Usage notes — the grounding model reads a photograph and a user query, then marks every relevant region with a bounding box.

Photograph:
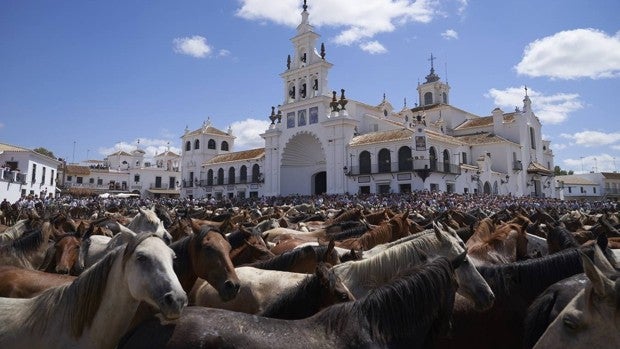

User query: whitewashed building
[181,3,555,199]
[60,149,181,198]
[555,172,620,201]
[0,142,61,202]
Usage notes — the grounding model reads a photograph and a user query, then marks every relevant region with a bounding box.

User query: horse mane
[547,225,580,251]
[317,257,457,345]
[247,245,315,271]
[326,224,369,241]
[6,223,49,255]
[259,264,337,319]
[477,248,584,299]
[523,284,561,349]
[333,231,441,289]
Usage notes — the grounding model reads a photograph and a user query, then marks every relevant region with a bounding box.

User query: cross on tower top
[428,53,436,69]
[303,0,307,11]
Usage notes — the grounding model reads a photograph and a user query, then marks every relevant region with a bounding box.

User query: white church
[180,2,555,200]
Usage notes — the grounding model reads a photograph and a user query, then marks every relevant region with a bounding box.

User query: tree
[554,165,574,176]
[33,147,55,159]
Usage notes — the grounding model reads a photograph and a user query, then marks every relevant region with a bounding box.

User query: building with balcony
[181,3,555,199]
[59,149,181,198]
[0,142,61,202]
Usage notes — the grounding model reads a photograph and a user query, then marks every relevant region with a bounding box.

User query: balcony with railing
[346,160,461,176]
[0,169,27,184]
[195,175,264,188]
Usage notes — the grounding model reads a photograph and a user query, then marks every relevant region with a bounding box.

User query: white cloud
[98,138,181,160]
[551,143,568,151]
[515,28,620,79]
[173,35,212,58]
[218,49,231,57]
[560,131,620,147]
[359,41,387,54]
[485,86,583,124]
[441,29,458,40]
[235,0,442,50]
[563,154,619,173]
[229,118,270,150]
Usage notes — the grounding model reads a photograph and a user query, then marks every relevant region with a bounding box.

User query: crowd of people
[3,190,618,219]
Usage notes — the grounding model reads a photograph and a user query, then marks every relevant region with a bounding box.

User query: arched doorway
[483,181,492,194]
[280,132,326,195]
[313,171,326,195]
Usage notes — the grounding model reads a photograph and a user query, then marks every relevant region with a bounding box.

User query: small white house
[0,142,61,203]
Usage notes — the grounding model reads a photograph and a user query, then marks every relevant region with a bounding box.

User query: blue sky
[1,0,619,173]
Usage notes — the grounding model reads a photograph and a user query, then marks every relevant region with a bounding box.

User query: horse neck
[260,273,323,319]
[171,237,197,292]
[314,260,456,346]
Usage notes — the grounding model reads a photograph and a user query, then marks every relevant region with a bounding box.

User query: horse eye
[136,254,147,262]
[339,292,349,301]
[562,314,581,331]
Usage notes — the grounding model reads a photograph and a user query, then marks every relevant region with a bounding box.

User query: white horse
[0,219,32,244]
[533,250,620,349]
[333,221,495,311]
[190,266,308,314]
[0,234,187,349]
[79,207,172,269]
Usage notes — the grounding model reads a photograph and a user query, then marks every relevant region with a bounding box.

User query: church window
[443,149,450,173]
[217,168,224,185]
[429,147,437,171]
[252,164,260,183]
[424,92,433,105]
[228,167,235,184]
[221,141,229,151]
[185,141,191,151]
[378,149,391,173]
[194,139,200,150]
[530,127,536,149]
[208,139,216,149]
[207,170,213,186]
[442,92,448,104]
[359,151,371,174]
[398,146,412,171]
[240,166,247,183]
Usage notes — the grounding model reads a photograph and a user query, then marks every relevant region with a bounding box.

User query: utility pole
[72,141,76,164]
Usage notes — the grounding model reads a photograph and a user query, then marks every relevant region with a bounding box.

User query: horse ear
[580,249,614,298]
[316,263,330,285]
[138,207,146,215]
[323,239,335,262]
[592,244,616,274]
[450,250,467,270]
[433,221,445,242]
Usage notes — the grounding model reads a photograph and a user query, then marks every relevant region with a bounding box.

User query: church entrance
[313,171,326,195]
[279,132,326,195]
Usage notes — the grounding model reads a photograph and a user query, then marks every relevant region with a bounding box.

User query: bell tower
[281,0,333,105]
[417,53,450,106]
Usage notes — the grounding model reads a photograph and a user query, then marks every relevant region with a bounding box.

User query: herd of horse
[0,201,618,348]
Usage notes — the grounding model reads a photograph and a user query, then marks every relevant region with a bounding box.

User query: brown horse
[247,240,340,274]
[336,210,410,251]
[0,222,54,270]
[39,233,82,275]
[466,217,529,266]
[228,227,275,266]
[118,256,461,349]
[0,266,75,297]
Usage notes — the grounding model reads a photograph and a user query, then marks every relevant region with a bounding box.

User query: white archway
[280,132,326,195]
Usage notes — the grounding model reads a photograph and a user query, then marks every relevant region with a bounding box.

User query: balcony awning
[527,162,553,175]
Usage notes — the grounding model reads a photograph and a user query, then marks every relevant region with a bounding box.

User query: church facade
[180,4,555,200]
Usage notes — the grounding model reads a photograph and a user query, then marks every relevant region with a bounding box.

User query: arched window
[207,169,214,186]
[529,127,536,149]
[194,139,200,150]
[217,168,224,185]
[442,92,448,104]
[429,147,437,171]
[443,149,450,173]
[359,151,371,174]
[483,181,492,195]
[252,164,260,183]
[185,141,191,151]
[221,141,229,151]
[493,181,499,195]
[398,146,412,171]
[228,167,235,184]
[208,139,216,149]
[378,149,391,173]
[240,165,248,183]
[424,92,433,105]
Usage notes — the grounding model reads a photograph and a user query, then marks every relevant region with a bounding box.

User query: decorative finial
[269,106,276,124]
[330,91,339,112]
[320,43,325,59]
[339,89,348,110]
[404,98,407,108]
[383,93,386,102]
[287,54,291,69]
[524,85,528,96]
[276,106,282,123]
[303,0,308,11]
[425,53,440,83]
[429,53,435,70]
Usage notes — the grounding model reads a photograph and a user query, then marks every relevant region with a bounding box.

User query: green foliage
[33,147,55,159]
